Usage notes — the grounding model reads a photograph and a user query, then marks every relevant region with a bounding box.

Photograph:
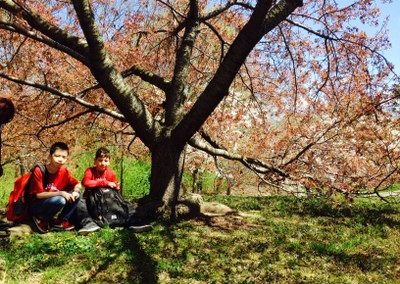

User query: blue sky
[338,1,399,75]
[379,1,400,74]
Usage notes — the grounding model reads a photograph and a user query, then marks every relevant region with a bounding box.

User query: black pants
[70,197,95,228]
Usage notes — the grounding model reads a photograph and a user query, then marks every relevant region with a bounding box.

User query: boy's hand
[71,191,80,199]
[60,191,74,202]
[107,181,118,189]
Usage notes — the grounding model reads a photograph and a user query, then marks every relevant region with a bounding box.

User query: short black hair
[50,142,69,155]
[95,147,110,159]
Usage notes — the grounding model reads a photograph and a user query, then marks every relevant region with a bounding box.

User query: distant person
[27,142,101,234]
[82,147,152,232]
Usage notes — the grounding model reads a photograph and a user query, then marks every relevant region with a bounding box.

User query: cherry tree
[0,0,398,216]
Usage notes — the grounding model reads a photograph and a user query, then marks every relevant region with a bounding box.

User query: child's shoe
[32,216,49,233]
[52,219,75,231]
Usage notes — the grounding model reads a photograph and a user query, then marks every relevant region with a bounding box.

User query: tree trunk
[137,142,185,219]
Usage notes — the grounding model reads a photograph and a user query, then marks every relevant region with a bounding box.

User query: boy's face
[49,149,68,168]
[94,156,110,172]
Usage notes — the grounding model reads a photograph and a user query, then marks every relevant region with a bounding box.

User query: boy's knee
[51,196,67,206]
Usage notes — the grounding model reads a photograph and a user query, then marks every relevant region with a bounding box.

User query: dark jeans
[29,194,93,227]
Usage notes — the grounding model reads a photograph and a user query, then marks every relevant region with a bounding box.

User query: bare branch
[202,21,228,62]
[283,120,340,167]
[278,25,298,112]
[286,18,399,78]
[189,134,288,178]
[372,168,398,203]
[36,109,92,137]
[201,0,254,21]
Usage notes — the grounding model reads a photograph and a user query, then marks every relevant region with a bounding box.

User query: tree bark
[137,141,185,219]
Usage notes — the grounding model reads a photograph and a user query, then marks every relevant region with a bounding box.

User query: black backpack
[86,188,135,227]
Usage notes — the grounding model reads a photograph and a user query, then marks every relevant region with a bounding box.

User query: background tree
[0,0,398,217]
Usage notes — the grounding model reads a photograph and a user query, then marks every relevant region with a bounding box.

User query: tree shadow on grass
[119,230,158,284]
[277,197,400,227]
[303,206,400,227]
[311,242,398,277]
[79,229,158,284]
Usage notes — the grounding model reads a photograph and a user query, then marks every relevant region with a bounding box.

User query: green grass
[0,165,16,208]
[1,196,400,283]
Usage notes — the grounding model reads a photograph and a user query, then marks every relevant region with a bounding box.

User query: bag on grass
[86,187,134,227]
[6,164,47,223]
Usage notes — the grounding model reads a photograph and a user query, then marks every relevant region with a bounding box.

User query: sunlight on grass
[1,196,400,283]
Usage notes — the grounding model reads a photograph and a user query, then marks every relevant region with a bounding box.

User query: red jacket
[82,167,119,198]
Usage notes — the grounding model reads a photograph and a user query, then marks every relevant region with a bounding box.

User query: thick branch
[0,21,87,64]
[77,65,171,98]
[0,73,125,120]
[0,0,89,58]
[199,129,226,150]
[122,65,171,92]
[71,0,159,148]
[166,0,200,127]
[173,0,303,148]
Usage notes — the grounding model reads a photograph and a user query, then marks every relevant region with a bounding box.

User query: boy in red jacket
[82,147,120,197]
[82,147,152,232]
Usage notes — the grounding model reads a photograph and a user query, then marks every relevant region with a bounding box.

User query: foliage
[1,196,400,283]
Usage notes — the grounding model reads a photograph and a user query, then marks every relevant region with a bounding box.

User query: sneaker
[78,221,101,235]
[128,224,153,232]
[52,219,75,231]
[32,216,49,233]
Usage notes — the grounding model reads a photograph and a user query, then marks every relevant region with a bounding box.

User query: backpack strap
[26,164,49,195]
[35,164,49,189]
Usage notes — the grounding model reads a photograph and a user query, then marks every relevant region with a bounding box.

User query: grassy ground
[1,196,400,283]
